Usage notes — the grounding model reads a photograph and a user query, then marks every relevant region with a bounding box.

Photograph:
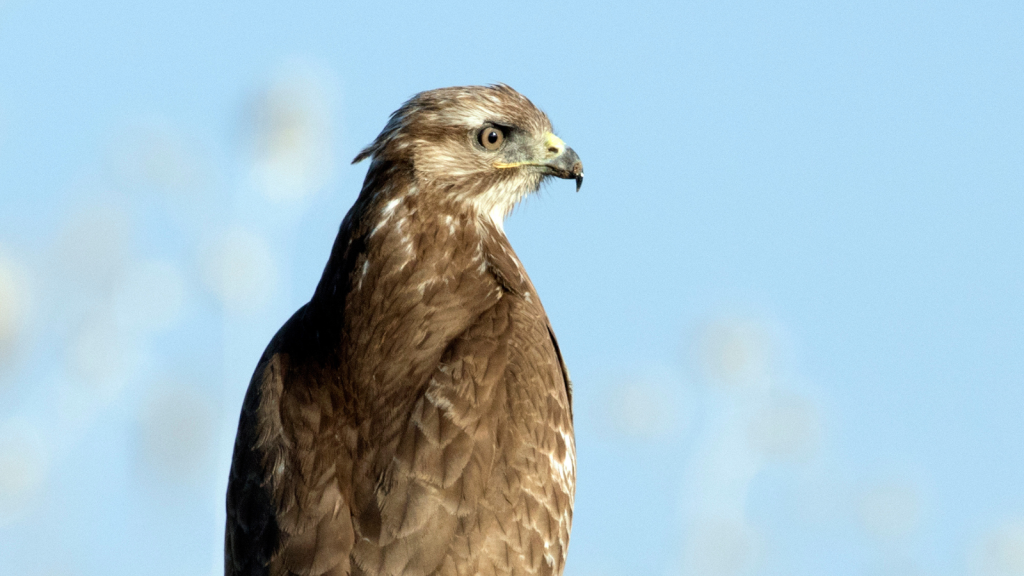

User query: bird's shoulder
[227,304,360,576]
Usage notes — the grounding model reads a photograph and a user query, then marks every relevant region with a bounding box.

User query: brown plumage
[225,85,584,576]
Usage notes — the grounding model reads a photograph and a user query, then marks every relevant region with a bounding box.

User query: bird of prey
[225,84,584,576]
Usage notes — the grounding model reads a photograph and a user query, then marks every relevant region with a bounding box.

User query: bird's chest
[419,294,574,477]
[495,305,576,496]
[423,299,575,575]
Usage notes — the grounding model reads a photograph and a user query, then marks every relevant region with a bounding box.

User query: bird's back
[225,208,574,576]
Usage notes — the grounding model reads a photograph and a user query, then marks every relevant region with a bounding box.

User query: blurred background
[0,1,1022,575]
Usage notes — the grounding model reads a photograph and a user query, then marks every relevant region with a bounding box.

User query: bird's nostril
[548,147,561,155]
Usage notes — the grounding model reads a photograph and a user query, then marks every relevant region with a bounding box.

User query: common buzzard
[225,84,583,576]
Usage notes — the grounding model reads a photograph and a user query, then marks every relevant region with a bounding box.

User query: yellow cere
[543,132,565,155]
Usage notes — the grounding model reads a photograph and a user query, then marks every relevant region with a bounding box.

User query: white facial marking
[467,178,528,233]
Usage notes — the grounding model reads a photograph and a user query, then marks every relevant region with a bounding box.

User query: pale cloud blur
[698,318,775,391]
[604,367,691,441]
[682,517,763,576]
[678,316,835,574]
[137,385,218,485]
[609,382,676,439]
[681,318,778,573]
[791,468,852,531]
[747,393,822,461]
[51,204,132,294]
[111,258,188,336]
[199,228,280,316]
[110,121,210,199]
[68,316,128,388]
[247,64,336,204]
[971,520,1024,576]
[0,418,48,526]
[0,249,32,370]
[858,480,923,543]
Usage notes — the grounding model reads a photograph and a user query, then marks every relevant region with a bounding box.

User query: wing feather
[226,190,575,576]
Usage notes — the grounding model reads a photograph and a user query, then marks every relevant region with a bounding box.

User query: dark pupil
[487,130,498,144]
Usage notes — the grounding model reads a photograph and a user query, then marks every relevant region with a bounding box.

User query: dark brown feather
[225,85,576,576]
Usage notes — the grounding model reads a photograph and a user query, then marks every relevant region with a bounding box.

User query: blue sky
[0,1,1022,575]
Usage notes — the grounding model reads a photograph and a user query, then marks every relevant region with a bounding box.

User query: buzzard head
[352,84,583,227]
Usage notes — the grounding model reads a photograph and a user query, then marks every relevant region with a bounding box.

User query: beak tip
[570,157,583,192]
[542,144,584,191]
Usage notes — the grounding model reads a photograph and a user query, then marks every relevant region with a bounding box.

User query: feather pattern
[225,85,578,576]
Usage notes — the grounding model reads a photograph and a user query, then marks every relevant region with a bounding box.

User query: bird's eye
[479,126,504,151]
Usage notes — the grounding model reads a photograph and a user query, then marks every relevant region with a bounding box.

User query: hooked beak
[541,133,584,192]
[545,145,584,192]
[494,132,585,192]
